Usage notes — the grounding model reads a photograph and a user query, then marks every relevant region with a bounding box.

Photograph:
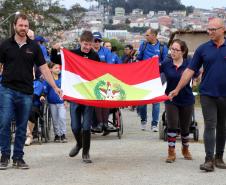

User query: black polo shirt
[0,35,46,94]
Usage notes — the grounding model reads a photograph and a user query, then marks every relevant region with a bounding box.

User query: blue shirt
[161,58,195,106]
[33,79,44,107]
[112,52,122,64]
[97,46,113,64]
[188,39,226,97]
[137,40,168,63]
[40,44,50,63]
[43,75,63,104]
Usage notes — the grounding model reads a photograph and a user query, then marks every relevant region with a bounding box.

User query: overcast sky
[59,0,226,9]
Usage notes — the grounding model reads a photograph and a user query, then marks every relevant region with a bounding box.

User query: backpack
[141,41,165,62]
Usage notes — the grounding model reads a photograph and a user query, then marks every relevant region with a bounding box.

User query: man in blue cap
[35,35,50,63]
[92,32,114,133]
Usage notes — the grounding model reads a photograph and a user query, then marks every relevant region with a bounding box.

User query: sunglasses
[94,39,101,43]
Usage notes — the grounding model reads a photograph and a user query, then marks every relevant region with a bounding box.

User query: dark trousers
[70,102,94,134]
[165,103,193,135]
[200,96,226,158]
[95,107,109,124]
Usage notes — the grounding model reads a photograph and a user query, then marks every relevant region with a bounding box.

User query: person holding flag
[52,31,100,163]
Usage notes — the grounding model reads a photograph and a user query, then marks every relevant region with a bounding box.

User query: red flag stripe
[63,95,169,108]
[62,48,160,85]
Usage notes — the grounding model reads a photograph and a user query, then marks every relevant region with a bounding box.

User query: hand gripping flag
[61,48,169,108]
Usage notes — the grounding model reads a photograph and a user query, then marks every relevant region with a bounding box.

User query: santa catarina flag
[61,48,169,108]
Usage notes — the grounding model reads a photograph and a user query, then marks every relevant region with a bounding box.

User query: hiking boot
[200,157,214,172]
[12,159,29,169]
[166,147,176,163]
[61,134,68,143]
[215,154,226,169]
[0,155,10,170]
[54,135,61,143]
[182,146,192,160]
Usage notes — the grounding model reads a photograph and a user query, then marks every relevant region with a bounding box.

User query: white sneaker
[140,121,147,131]
[151,126,159,132]
[25,137,33,146]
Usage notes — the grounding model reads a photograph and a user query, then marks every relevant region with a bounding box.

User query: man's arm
[169,68,195,99]
[39,64,62,98]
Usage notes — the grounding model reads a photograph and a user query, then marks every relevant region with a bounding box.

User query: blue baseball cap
[92,32,102,41]
[35,35,48,42]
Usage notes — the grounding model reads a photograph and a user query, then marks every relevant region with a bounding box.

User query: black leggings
[165,104,193,135]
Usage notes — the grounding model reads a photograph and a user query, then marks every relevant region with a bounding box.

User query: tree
[0,0,86,40]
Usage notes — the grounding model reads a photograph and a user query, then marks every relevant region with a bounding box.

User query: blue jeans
[0,86,32,159]
[139,103,160,126]
[70,102,94,134]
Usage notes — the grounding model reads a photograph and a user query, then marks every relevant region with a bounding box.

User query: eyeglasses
[170,47,181,52]
[207,27,223,32]
[94,39,101,43]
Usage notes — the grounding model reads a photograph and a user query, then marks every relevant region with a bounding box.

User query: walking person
[136,28,168,132]
[161,39,198,163]
[52,31,100,163]
[0,14,62,170]
[169,18,226,172]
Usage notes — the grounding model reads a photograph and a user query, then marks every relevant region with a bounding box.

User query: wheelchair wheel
[116,109,123,139]
[193,128,199,141]
[159,111,167,140]
[159,121,164,139]
[42,103,52,143]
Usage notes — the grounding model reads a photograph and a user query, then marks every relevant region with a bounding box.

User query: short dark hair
[80,30,93,42]
[171,39,188,58]
[14,13,28,25]
[148,28,158,36]
[125,44,133,50]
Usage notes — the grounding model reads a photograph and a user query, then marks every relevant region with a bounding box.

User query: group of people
[0,12,226,173]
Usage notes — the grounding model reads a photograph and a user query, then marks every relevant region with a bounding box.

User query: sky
[59,0,226,10]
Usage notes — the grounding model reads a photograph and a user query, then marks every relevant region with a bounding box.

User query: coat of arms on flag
[61,48,169,108]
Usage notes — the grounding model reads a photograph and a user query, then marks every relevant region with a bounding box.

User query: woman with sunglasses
[160,39,199,163]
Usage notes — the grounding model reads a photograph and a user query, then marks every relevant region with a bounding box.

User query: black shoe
[82,130,92,163]
[69,145,82,157]
[54,135,61,142]
[61,134,68,143]
[82,153,92,163]
[200,157,214,172]
[102,130,110,136]
[12,158,29,169]
[0,155,10,170]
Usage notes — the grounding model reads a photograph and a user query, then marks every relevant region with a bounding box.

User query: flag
[61,48,169,108]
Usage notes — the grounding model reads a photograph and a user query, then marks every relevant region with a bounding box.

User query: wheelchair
[159,109,199,142]
[30,101,53,143]
[91,108,124,139]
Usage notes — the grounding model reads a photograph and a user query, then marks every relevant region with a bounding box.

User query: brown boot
[166,147,176,163]
[200,157,214,172]
[215,154,226,169]
[182,145,192,160]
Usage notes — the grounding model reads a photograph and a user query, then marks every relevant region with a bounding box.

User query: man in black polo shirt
[0,14,62,170]
[170,18,226,172]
